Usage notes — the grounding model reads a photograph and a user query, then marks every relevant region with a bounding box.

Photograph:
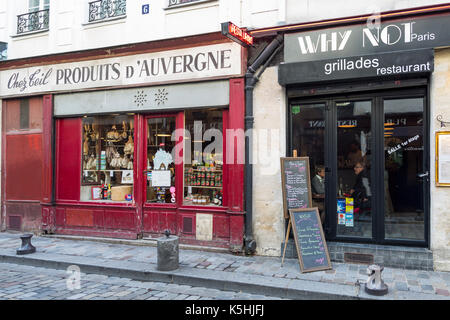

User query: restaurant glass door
[383,97,427,242]
[335,99,373,239]
[289,89,428,246]
[290,102,327,228]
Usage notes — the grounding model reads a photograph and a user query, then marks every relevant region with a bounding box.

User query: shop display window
[81,115,135,202]
[146,116,177,203]
[183,109,223,206]
[5,98,42,132]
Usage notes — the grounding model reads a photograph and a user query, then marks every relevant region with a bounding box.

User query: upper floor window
[167,0,215,8]
[0,42,7,60]
[16,0,50,35]
[29,0,50,12]
[88,0,127,23]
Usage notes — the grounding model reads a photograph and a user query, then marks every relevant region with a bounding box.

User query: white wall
[0,0,8,49]
[6,0,247,60]
[252,66,286,256]
[246,0,449,29]
[5,0,448,59]
[430,48,450,271]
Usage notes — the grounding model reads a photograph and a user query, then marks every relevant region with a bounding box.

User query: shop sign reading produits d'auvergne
[280,14,449,84]
[0,42,242,97]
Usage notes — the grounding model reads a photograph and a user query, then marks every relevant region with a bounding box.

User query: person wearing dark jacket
[350,161,371,213]
[311,166,325,195]
[311,166,325,224]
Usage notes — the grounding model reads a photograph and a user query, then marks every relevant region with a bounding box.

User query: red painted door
[2,97,44,232]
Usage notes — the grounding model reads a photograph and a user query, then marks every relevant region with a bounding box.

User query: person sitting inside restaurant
[311,165,325,223]
[350,161,371,216]
[347,141,364,167]
[312,166,325,195]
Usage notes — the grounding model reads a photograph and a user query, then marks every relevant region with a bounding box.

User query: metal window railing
[88,0,126,23]
[168,0,203,7]
[17,9,49,35]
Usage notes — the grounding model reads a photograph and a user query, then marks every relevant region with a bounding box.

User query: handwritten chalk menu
[280,157,312,219]
[289,208,332,273]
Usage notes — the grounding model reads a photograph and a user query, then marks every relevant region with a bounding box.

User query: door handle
[417,171,429,181]
[417,171,429,178]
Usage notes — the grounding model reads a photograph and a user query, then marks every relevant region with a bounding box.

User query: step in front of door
[281,240,433,271]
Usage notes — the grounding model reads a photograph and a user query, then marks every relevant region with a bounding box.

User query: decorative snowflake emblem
[154,88,168,106]
[134,90,147,107]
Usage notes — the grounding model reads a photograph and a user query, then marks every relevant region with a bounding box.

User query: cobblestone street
[0,262,285,300]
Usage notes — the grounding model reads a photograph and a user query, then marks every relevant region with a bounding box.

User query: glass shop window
[29,0,50,12]
[146,116,177,204]
[81,115,135,202]
[183,109,223,206]
[5,98,42,133]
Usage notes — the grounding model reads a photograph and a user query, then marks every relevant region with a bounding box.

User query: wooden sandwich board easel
[280,149,313,266]
[285,208,332,273]
[281,217,292,266]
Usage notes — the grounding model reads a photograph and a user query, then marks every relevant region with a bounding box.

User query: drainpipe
[244,34,283,254]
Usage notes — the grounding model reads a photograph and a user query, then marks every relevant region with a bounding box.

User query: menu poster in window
[91,186,102,200]
[337,198,346,225]
[121,170,133,184]
[289,208,332,273]
[280,157,312,219]
[152,170,171,187]
[436,132,450,186]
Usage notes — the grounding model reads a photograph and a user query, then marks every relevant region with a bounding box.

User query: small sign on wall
[142,4,149,14]
[436,131,450,186]
[196,213,213,241]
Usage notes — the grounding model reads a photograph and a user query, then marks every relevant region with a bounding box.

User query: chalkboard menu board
[289,208,331,273]
[280,157,312,219]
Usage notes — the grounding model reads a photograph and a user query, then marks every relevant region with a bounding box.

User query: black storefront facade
[249,6,450,270]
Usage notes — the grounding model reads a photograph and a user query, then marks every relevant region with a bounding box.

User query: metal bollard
[365,264,388,296]
[16,234,36,255]
[157,230,179,271]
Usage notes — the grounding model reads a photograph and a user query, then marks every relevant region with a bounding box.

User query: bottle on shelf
[101,184,108,200]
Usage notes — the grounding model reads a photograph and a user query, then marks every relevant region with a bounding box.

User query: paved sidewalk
[0,262,282,300]
[0,231,449,300]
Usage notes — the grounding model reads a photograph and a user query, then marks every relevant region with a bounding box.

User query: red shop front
[1,33,246,251]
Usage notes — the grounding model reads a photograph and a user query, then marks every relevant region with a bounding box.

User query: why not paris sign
[0,42,242,96]
[284,14,450,63]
